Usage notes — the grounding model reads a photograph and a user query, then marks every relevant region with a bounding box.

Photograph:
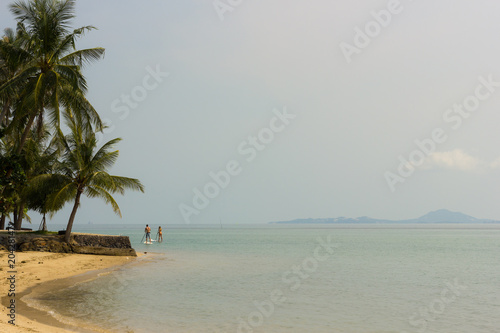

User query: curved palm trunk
[64,190,83,243]
[40,213,47,231]
[16,112,38,154]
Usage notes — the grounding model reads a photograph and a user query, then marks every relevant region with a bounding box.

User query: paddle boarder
[158,226,163,242]
[145,224,151,243]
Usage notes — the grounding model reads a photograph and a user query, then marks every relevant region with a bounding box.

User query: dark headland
[271,209,500,224]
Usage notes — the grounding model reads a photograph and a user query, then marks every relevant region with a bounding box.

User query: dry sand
[0,251,143,333]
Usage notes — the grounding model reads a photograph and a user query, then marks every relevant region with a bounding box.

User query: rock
[19,242,33,251]
[72,246,136,256]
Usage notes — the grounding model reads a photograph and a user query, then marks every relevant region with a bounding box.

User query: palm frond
[53,64,82,91]
[46,181,77,213]
[59,47,105,67]
[85,185,122,217]
[109,175,145,193]
[0,65,39,100]
[91,172,145,194]
[91,150,120,173]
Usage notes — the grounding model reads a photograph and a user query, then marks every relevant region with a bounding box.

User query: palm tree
[42,112,144,242]
[0,0,104,154]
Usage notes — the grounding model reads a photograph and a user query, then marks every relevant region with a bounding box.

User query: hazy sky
[2,0,500,225]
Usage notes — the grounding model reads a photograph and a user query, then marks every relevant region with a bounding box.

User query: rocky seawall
[0,232,136,256]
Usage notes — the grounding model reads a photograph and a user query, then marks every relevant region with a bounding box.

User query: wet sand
[0,251,145,333]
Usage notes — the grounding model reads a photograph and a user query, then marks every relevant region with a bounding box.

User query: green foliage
[31,230,57,235]
[45,112,145,216]
[0,153,27,214]
[0,0,105,155]
[0,1,144,232]
[0,153,26,187]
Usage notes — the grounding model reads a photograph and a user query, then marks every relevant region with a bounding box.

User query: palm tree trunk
[14,203,24,230]
[13,208,18,229]
[41,213,47,231]
[0,214,5,230]
[16,112,37,154]
[64,190,82,243]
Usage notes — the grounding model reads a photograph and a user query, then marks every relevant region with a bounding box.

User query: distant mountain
[271,209,500,224]
[402,209,490,223]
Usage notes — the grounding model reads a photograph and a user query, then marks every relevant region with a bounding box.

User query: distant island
[271,209,500,224]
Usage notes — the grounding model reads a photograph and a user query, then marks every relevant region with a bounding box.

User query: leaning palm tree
[0,0,104,153]
[44,112,144,243]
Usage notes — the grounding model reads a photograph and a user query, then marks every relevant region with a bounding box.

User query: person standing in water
[158,226,163,242]
[145,224,151,243]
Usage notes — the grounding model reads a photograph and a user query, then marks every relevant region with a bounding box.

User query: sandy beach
[0,251,143,333]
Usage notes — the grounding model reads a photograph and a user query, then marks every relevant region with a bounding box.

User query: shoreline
[0,251,149,333]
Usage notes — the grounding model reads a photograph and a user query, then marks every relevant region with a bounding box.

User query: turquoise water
[27,224,500,332]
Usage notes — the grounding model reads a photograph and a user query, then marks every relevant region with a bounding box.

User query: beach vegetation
[1,0,104,151]
[0,0,144,234]
[37,112,144,242]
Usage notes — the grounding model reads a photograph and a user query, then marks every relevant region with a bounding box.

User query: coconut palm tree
[42,112,144,242]
[0,0,104,154]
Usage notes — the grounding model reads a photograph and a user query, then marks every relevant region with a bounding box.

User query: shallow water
[28,224,500,332]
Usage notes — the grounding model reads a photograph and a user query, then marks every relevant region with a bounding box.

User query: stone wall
[0,232,136,256]
[71,234,133,248]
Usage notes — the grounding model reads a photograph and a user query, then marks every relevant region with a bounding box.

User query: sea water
[27,224,500,332]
